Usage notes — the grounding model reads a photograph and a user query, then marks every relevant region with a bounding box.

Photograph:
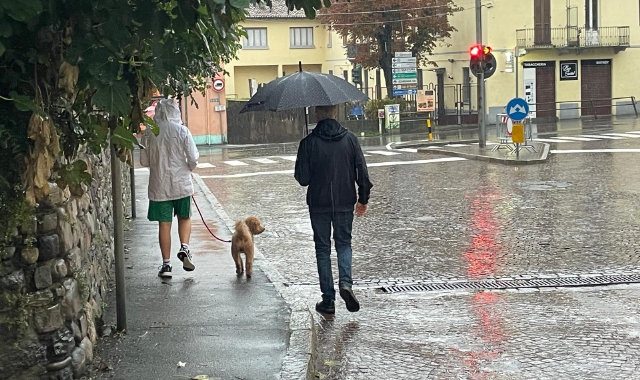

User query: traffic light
[352,65,362,85]
[469,45,496,79]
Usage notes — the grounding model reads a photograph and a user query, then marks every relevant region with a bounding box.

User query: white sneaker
[177,247,195,271]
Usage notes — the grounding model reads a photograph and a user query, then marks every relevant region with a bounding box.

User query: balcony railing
[516,26,630,50]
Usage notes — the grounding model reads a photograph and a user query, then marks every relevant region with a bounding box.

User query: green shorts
[147,196,192,222]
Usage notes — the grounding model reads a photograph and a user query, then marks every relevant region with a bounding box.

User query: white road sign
[392,57,417,64]
[392,67,416,73]
[392,62,416,69]
[392,78,418,85]
[395,52,413,58]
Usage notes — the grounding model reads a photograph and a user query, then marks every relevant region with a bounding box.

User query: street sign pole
[475,0,486,148]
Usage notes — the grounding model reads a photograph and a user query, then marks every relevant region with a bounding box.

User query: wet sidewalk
[93,170,311,380]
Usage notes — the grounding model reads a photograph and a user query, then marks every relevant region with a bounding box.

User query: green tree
[319,0,461,98]
[0,0,327,212]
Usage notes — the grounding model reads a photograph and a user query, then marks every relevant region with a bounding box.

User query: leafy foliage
[363,98,408,120]
[319,0,461,98]
[0,0,328,214]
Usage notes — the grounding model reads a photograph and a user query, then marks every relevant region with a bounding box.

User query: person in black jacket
[294,104,373,315]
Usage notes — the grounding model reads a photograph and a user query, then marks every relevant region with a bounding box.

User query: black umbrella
[239,62,368,135]
[259,70,368,111]
[238,77,285,113]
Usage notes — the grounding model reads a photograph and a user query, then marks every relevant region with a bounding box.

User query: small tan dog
[231,216,265,277]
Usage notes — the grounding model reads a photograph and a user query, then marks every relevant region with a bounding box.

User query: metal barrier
[493,114,536,153]
[528,96,637,119]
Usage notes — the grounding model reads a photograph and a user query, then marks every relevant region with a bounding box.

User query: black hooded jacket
[294,119,373,213]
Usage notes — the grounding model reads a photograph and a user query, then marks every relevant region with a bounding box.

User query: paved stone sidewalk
[311,285,640,380]
[92,171,296,380]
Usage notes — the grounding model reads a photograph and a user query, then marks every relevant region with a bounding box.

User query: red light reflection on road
[463,193,502,279]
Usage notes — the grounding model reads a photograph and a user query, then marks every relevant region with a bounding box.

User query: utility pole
[110,143,127,331]
[475,0,486,148]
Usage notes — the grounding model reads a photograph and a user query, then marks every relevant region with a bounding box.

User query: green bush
[364,98,409,120]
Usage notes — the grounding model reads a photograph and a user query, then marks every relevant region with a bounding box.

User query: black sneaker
[339,286,360,312]
[158,264,172,278]
[315,300,335,315]
[177,247,195,271]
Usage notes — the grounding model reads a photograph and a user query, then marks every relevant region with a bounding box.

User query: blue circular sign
[506,98,530,121]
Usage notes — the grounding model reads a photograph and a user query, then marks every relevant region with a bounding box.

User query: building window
[327,28,332,48]
[585,0,598,30]
[504,51,514,73]
[242,28,268,49]
[290,27,314,48]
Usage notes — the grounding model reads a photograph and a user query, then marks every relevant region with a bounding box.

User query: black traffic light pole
[475,0,486,148]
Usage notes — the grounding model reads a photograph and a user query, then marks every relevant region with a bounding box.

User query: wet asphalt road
[194,119,640,379]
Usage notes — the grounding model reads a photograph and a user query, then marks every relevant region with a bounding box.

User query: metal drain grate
[381,274,640,293]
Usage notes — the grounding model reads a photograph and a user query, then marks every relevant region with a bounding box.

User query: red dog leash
[191,195,232,243]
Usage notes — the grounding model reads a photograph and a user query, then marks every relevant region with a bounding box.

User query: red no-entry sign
[213,78,225,92]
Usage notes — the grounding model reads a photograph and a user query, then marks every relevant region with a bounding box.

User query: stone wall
[0,147,130,380]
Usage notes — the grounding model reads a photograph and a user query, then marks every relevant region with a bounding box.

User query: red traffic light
[470,45,492,57]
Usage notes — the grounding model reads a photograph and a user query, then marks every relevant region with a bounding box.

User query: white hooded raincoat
[140,99,199,201]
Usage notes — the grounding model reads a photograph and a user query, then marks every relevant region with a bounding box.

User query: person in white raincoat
[140,99,200,277]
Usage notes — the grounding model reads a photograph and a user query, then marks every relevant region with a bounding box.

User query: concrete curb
[192,174,317,380]
[414,143,551,165]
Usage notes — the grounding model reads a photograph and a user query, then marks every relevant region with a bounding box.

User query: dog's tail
[234,220,244,232]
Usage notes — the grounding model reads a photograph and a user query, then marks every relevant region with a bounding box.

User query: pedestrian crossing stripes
[187,132,640,170]
[532,138,575,143]
[250,158,277,164]
[552,136,599,142]
[605,133,640,138]
[198,157,467,179]
[531,132,640,144]
[579,135,625,140]
[223,160,248,166]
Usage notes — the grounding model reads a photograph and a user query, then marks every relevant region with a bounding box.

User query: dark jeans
[310,211,354,302]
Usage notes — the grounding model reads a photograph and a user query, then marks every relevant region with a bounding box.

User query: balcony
[516,26,630,52]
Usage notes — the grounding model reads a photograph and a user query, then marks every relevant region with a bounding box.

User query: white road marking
[200,169,294,179]
[580,134,625,140]
[445,144,472,147]
[551,149,640,154]
[605,133,640,138]
[199,157,467,179]
[368,150,402,156]
[251,158,277,164]
[626,131,640,134]
[533,138,575,143]
[555,136,599,142]
[278,156,298,161]
[134,168,149,172]
[396,148,418,153]
[223,160,249,166]
[367,157,467,167]
[196,163,216,168]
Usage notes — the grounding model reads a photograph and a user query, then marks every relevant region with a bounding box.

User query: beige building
[419,0,639,122]
[225,1,352,100]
